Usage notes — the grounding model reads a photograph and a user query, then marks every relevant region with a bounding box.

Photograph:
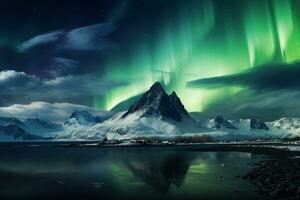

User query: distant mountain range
[0,117,62,140]
[1,82,300,141]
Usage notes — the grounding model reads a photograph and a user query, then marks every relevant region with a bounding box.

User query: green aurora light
[94,0,300,112]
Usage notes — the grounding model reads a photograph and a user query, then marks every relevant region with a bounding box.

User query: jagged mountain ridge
[213,115,237,129]
[1,82,300,141]
[122,82,190,122]
[64,110,115,126]
[250,118,269,130]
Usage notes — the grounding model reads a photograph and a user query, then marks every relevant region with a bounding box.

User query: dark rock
[213,115,237,129]
[122,81,190,122]
[250,118,269,130]
[244,158,300,200]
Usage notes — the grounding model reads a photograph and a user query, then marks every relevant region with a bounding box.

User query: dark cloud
[62,23,115,51]
[10,23,116,78]
[194,89,300,121]
[18,31,65,52]
[0,23,116,79]
[0,70,127,106]
[187,62,300,90]
[186,62,300,120]
[47,57,79,77]
[18,23,115,53]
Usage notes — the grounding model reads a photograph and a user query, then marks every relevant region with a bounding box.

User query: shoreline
[2,142,300,199]
[0,140,289,147]
[0,141,300,156]
[243,157,300,200]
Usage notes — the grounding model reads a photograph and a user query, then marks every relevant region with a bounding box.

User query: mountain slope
[57,82,210,140]
[0,117,62,140]
[212,115,237,129]
[64,110,112,126]
[2,82,300,141]
[122,82,190,122]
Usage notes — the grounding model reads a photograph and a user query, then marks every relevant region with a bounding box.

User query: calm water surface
[0,146,268,200]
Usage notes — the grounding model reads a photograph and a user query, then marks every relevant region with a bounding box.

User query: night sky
[1,0,300,120]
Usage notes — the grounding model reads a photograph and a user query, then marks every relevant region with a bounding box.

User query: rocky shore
[243,157,300,200]
[187,144,300,200]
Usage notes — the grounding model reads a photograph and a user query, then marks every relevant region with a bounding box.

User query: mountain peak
[250,118,269,130]
[122,81,190,121]
[148,81,167,98]
[213,115,237,129]
[170,91,177,96]
[169,91,179,100]
[149,81,165,91]
[65,110,98,125]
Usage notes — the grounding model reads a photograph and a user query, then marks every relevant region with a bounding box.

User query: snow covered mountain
[64,110,113,126]
[2,113,300,142]
[55,82,297,141]
[215,118,282,140]
[211,115,237,129]
[99,82,210,140]
[269,118,300,137]
[0,110,115,141]
[122,81,190,122]
[0,117,63,140]
[2,82,300,141]
[57,82,208,140]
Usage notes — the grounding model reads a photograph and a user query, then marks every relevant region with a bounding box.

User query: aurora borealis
[1,0,300,120]
[99,0,300,113]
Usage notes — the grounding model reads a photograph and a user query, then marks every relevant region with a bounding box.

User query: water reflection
[0,146,268,200]
[122,153,193,193]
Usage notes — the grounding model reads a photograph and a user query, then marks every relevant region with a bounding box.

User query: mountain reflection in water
[121,153,193,193]
[0,146,268,200]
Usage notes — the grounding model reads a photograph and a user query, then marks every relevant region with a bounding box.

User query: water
[0,145,268,200]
